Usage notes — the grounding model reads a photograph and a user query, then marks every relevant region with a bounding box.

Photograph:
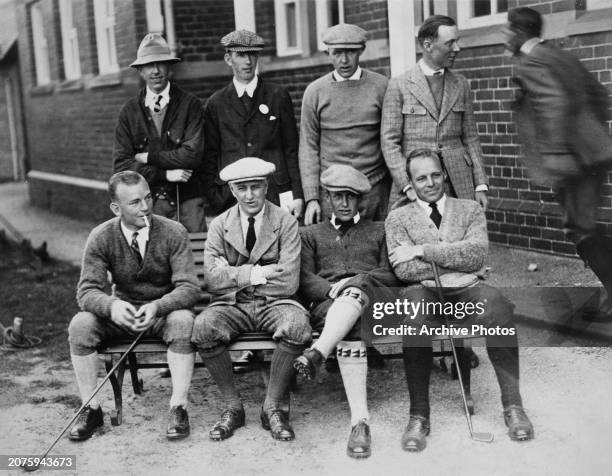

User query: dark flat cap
[221,30,265,52]
[321,164,371,194]
[322,23,368,49]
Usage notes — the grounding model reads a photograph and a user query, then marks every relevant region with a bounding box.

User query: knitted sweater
[299,219,398,303]
[77,215,200,318]
[299,69,389,202]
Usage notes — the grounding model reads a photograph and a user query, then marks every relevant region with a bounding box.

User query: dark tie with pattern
[429,202,442,229]
[246,216,256,253]
[131,232,143,264]
[153,95,163,113]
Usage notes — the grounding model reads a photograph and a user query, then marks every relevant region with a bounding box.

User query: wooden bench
[100,231,481,426]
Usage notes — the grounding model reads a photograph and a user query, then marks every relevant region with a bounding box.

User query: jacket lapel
[246,78,265,122]
[224,206,250,258]
[249,204,279,264]
[408,67,439,120]
[226,82,248,119]
[439,71,462,124]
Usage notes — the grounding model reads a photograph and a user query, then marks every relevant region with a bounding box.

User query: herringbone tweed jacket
[385,196,487,283]
[381,65,487,200]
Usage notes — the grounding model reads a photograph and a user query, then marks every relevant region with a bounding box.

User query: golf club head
[20,463,39,472]
[471,432,494,443]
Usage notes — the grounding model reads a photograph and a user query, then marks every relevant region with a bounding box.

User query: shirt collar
[233,75,259,98]
[332,66,362,82]
[416,194,447,216]
[520,37,542,55]
[144,82,170,111]
[330,212,361,229]
[418,58,445,77]
[239,204,265,240]
[120,220,149,254]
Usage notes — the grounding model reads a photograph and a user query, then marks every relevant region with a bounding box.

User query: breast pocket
[259,244,280,266]
[402,104,427,115]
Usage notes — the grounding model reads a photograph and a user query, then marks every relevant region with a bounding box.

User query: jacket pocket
[402,104,426,115]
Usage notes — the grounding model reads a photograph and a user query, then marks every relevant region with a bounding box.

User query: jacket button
[247,142,252,147]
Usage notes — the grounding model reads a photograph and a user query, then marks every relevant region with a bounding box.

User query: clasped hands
[213,256,283,285]
[111,300,158,332]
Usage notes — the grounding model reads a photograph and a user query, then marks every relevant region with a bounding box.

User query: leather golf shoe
[166,406,190,440]
[293,348,324,380]
[401,415,430,452]
[347,419,371,459]
[260,408,294,441]
[68,405,103,441]
[209,408,245,441]
[504,405,534,441]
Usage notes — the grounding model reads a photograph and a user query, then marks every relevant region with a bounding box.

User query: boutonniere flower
[259,104,270,114]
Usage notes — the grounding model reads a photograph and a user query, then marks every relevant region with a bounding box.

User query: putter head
[21,463,39,472]
[471,432,494,443]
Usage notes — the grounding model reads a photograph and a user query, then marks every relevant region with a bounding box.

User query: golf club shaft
[34,330,147,463]
[175,184,180,223]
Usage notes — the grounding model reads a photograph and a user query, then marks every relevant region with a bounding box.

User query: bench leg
[127,352,144,395]
[105,354,126,426]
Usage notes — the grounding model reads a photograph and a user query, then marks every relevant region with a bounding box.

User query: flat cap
[221,30,265,52]
[322,23,368,49]
[130,33,180,67]
[321,164,371,195]
[219,157,276,183]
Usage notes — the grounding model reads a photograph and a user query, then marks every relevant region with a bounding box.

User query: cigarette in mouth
[143,215,150,228]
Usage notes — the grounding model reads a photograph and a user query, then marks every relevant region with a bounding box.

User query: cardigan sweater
[299,69,389,202]
[77,215,200,319]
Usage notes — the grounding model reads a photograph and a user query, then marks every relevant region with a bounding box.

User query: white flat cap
[219,157,276,183]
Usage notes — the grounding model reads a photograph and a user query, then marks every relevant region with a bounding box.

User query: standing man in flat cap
[294,164,398,459]
[300,23,390,226]
[113,33,206,232]
[381,15,488,210]
[192,157,311,442]
[505,7,612,321]
[203,30,304,218]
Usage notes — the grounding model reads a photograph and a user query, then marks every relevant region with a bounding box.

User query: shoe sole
[260,417,294,441]
[509,431,534,442]
[166,429,190,441]
[347,449,371,459]
[67,425,103,442]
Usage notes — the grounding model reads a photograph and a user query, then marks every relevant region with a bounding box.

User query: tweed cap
[130,33,180,67]
[219,157,276,183]
[221,30,265,52]
[322,23,368,49]
[321,164,371,195]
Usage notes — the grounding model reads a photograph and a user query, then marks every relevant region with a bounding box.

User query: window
[146,0,165,34]
[457,0,508,29]
[315,0,343,51]
[93,0,118,74]
[588,0,612,9]
[31,2,51,85]
[59,0,81,80]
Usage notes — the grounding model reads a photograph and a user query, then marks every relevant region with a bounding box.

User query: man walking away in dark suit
[505,7,612,321]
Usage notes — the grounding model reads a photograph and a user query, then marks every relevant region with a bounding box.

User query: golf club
[21,330,147,472]
[175,184,180,223]
[430,262,494,444]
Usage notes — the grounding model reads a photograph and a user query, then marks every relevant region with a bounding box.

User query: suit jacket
[512,41,612,187]
[203,200,301,306]
[385,197,487,283]
[381,65,487,200]
[112,83,204,201]
[203,78,303,212]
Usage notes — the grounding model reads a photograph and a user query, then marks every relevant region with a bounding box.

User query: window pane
[473,0,491,17]
[330,0,339,25]
[497,0,508,13]
[286,2,297,48]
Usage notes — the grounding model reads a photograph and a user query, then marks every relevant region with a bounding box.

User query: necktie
[334,217,353,234]
[240,93,253,114]
[246,216,256,253]
[429,203,442,229]
[153,95,163,113]
[131,232,143,264]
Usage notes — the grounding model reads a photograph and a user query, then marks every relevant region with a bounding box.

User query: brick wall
[255,0,276,56]
[344,0,389,39]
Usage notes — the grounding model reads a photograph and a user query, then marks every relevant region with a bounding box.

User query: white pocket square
[269,115,277,121]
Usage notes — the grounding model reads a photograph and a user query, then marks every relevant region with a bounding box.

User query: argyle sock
[402,346,433,419]
[313,296,362,358]
[337,340,369,426]
[486,333,522,408]
[167,350,195,409]
[71,352,101,409]
[264,341,303,412]
[199,348,242,410]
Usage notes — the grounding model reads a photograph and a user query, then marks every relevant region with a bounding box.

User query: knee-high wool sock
[167,350,195,409]
[200,348,242,410]
[71,352,101,409]
[337,340,369,426]
[313,296,362,358]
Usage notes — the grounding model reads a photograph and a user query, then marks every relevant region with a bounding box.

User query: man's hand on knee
[111,300,138,330]
[134,302,159,332]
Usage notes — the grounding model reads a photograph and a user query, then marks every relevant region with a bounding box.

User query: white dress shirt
[233,75,259,98]
[416,194,447,223]
[144,82,170,112]
[330,212,361,229]
[332,66,363,82]
[120,221,149,259]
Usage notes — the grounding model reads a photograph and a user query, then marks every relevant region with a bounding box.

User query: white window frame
[31,2,51,85]
[146,0,165,34]
[274,0,308,56]
[587,0,612,9]
[59,0,81,80]
[457,0,508,29]
[315,0,344,51]
[93,0,119,74]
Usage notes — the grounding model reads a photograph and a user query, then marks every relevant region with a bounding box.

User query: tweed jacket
[112,83,205,201]
[77,215,201,318]
[381,65,487,199]
[203,78,303,212]
[512,41,612,187]
[203,200,301,306]
[385,197,487,283]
